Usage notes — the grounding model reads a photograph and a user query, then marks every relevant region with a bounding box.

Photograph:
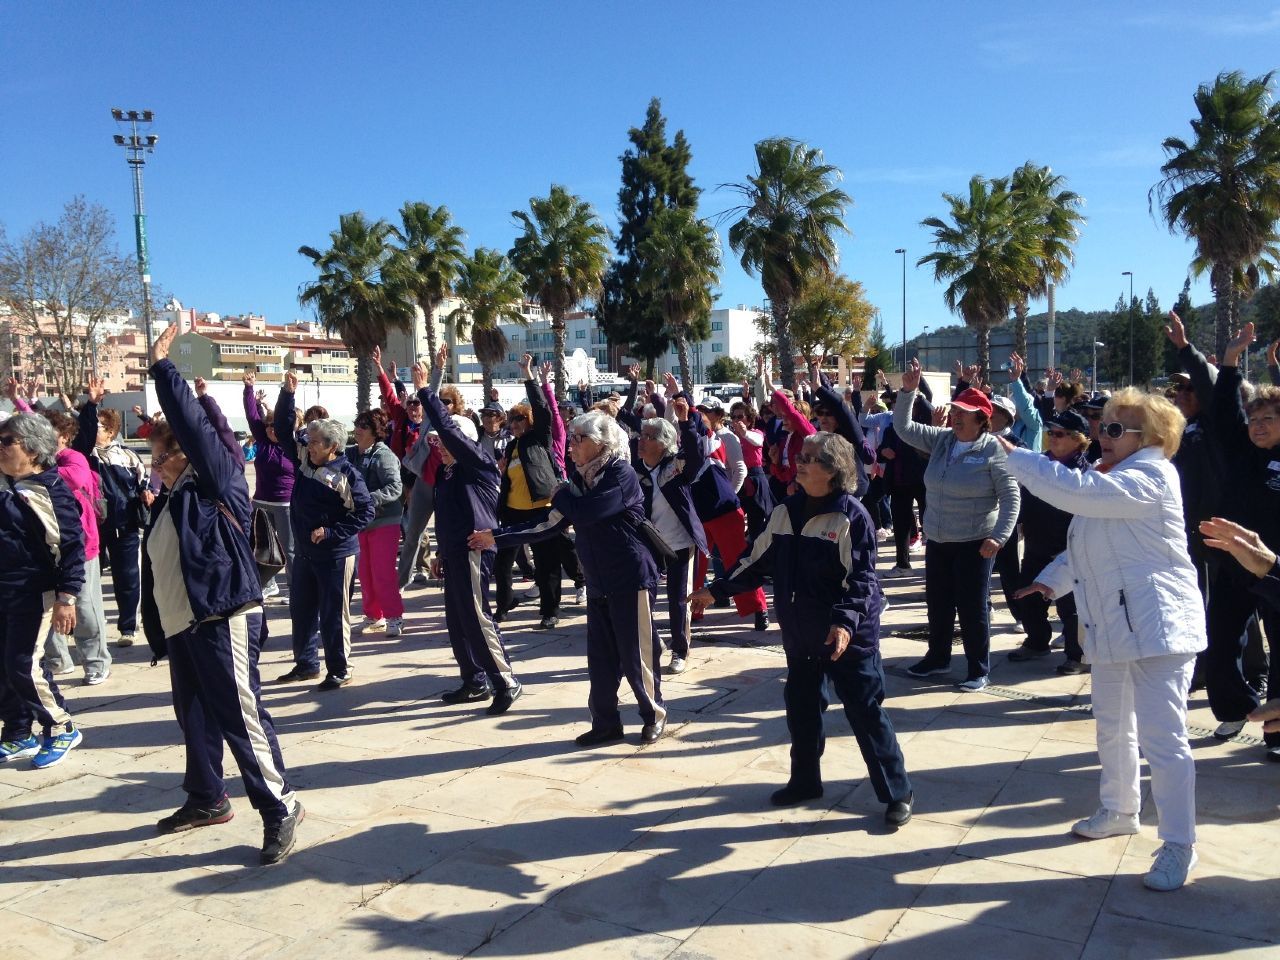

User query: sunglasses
[731,413,747,421]
[1100,421,1141,439]
[0,435,21,447]
[405,400,422,407]
[441,398,455,407]
[1046,429,1069,440]
[151,450,178,466]
[796,453,829,466]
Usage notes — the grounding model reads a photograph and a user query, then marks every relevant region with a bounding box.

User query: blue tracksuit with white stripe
[0,465,84,740]
[141,359,295,824]
[275,387,374,679]
[494,456,665,729]
[418,386,517,692]
[711,489,910,802]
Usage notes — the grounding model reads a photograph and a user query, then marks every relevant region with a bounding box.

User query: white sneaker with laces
[384,617,403,638]
[1213,719,1246,740]
[669,656,687,675]
[1071,807,1140,840]
[117,632,136,647]
[358,618,387,634]
[882,566,912,579]
[262,579,280,599]
[1144,842,1197,891]
[574,586,586,605]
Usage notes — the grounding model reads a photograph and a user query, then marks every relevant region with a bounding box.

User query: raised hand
[194,376,208,397]
[1047,369,1064,389]
[519,353,534,379]
[672,397,690,422]
[86,375,106,404]
[150,323,178,366]
[539,360,553,384]
[849,373,863,393]
[1269,340,1280,368]
[1009,352,1024,380]
[1224,322,1256,367]
[3,377,17,401]
[1163,311,1189,350]
[283,370,299,394]
[755,354,764,376]
[963,363,981,386]
[131,403,145,417]
[900,357,922,393]
[662,371,679,396]
[1069,368,1083,384]
[435,343,449,372]
[412,360,430,391]
[626,364,640,383]
[371,345,382,370]
[243,372,256,387]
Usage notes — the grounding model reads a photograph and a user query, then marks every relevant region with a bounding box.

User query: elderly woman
[243,373,298,600]
[895,360,1020,690]
[728,400,773,542]
[140,327,301,863]
[634,401,706,675]
[349,409,404,638]
[275,372,374,689]
[412,363,522,714]
[470,411,667,746]
[39,411,110,686]
[1008,408,1090,674]
[0,414,85,769]
[690,432,913,826]
[74,380,150,647]
[1006,389,1204,892]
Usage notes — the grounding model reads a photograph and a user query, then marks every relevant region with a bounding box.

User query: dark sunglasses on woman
[1100,421,1141,439]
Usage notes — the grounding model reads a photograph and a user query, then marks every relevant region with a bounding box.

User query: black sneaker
[486,682,523,716]
[886,792,913,828]
[574,725,624,748]
[157,795,234,834]
[640,718,666,744]
[1056,659,1088,676]
[753,611,769,631]
[906,658,951,679]
[537,616,559,630]
[770,782,824,807]
[261,802,304,865]
[1008,645,1052,662]
[317,673,350,691]
[277,666,320,683]
[442,684,492,704]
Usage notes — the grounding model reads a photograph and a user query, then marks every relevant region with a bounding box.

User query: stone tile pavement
[2,555,1278,959]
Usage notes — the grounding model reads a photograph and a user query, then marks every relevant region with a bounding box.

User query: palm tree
[298,212,417,412]
[637,207,720,392]
[918,176,1039,376]
[508,185,610,400]
[447,248,527,400]
[1003,162,1085,359]
[392,202,467,369]
[724,137,851,388]
[1152,70,1280,356]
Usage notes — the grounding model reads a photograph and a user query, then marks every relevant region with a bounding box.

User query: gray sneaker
[1144,842,1197,891]
[84,668,111,686]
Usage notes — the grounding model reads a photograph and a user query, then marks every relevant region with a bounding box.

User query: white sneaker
[574,586,586,605]
[1213,720,1246,740]
[117,632,136,647]
[47,664,76,677]
[1144,842,1197,891]
[84,668,111,686]
[1071,807,1140,840]
[262,579,280,599]
[384,617,403,638]
[358,618,387,634]
[669,656,687,675]
[882,566,912,579]
[957,676,990,692]
[876,528,892,542]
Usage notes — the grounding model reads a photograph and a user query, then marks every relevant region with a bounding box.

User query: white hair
[571,410,630,462]
[0,413,58,469]
[640,417,677,455]
[307,418,347,450]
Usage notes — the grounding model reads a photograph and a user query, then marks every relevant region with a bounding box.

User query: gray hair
[640,416,677,455]
[571,410,630,463]
[307,418,348,451]
[0,413,59,470]
[802,431,859,494]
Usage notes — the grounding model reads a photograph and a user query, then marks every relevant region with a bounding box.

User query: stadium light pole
[1121,270,1134,384]
[111,109,159,349]
[894,248,907,372]
[1093,340,1105,393]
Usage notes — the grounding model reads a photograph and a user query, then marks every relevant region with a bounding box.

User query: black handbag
[629,514,678,564]
[215,501,287,587]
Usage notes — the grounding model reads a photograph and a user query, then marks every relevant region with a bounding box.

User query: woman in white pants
[1000,388,1205,892]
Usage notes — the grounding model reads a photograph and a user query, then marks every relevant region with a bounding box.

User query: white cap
[430,413,479,443]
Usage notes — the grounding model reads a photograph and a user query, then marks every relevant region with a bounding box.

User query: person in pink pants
[348,410,405,637]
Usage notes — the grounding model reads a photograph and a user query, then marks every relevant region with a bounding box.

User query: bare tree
[0,197,145,401]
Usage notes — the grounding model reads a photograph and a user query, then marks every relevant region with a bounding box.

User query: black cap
[480,402,505,415]
[1047,409,1090,435]
[1079,393,1108,410]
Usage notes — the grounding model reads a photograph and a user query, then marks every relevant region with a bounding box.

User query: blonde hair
[1103,388,1185,459]
[439,384,465,414]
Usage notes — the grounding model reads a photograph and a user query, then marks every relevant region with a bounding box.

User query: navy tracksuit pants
[924,539,996,680]
[784,647,911,803]
[169,608,294,823]
[290,552,356,678]
[0,592,73,739]
[1206,566,1280,747]
[664,548,695,659]
[586,588,666,729]
[443,549,517,692]
[102,526,141,634]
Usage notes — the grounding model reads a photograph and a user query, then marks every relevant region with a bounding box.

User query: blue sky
[4,1,1279,348]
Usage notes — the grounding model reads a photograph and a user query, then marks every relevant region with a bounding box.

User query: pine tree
[598,98,699,375]
[862,313,896,382]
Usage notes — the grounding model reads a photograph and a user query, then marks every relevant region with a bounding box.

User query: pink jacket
[768,389,816,486]
[56,447,101,560]
[546,381,566,473]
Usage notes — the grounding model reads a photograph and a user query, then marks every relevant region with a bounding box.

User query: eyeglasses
[796,453,829,466]
[151,450,177,466]
[570,432,593,443]
[731,413,747,421]
[405,400,422,408]
[1100,421,1141,439]
[0,435,20,447]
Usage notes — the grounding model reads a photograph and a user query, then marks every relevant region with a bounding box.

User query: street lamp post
[1121,270,1134,385]
[1093,340,1105,393]
[922,326,929,370]
[894,248,907,373]
[111,109,159,350]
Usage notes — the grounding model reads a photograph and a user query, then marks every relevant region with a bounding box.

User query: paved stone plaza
[2,554,1278,960]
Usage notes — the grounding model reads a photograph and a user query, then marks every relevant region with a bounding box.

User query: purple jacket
[244,383,295,503]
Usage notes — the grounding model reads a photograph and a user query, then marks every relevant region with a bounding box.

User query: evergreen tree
[598,98,699,374]
[862,313,896,381]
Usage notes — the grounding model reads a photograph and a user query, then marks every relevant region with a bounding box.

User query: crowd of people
[1,312,1277,889]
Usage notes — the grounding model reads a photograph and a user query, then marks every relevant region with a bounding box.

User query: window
[711,321,723,332]
[671,345,679,356]
[178,363,192,373]
[712,343,723,353]
[178,343,192,355]
[575,329,586,340]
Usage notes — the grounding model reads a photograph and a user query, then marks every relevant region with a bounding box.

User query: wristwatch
[55,593,76,606]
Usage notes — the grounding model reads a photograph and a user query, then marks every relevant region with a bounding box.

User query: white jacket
[1004,446,1206,665]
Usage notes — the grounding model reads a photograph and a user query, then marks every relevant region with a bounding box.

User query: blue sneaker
[0,735,40,763]
[31,726,82,769]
